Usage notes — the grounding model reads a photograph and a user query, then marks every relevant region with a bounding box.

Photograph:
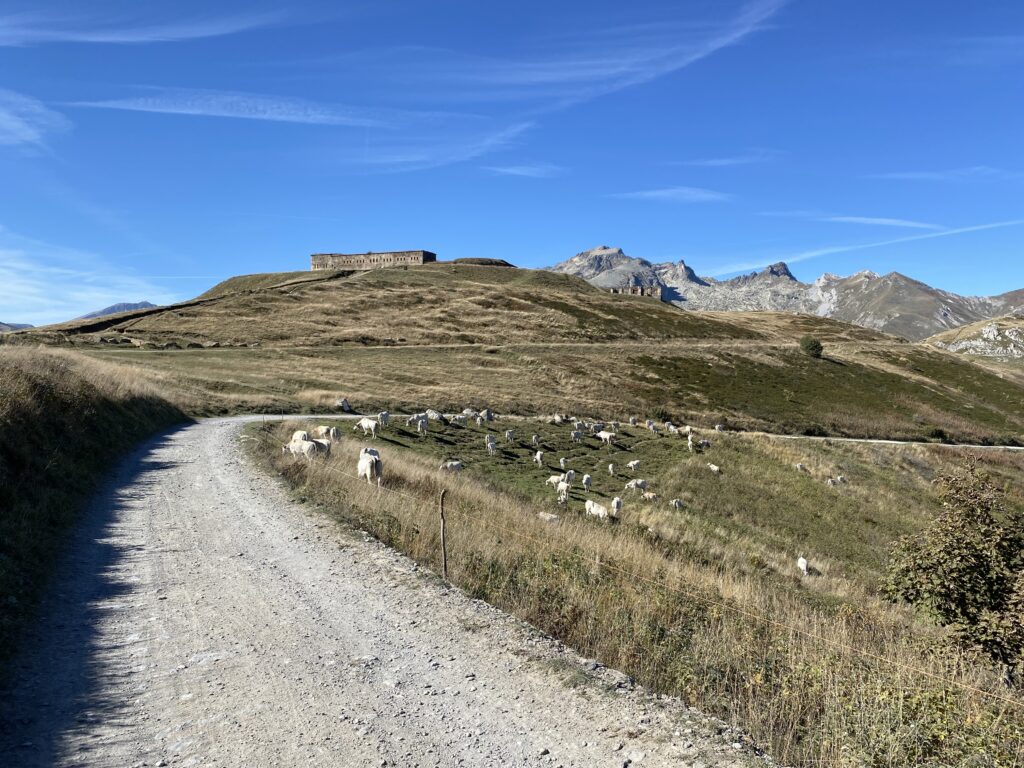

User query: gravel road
[1,417,766,768]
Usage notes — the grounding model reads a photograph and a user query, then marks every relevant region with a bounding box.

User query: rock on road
[1,418,764,768]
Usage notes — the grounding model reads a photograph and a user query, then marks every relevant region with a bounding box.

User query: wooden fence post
[439,489,449,581]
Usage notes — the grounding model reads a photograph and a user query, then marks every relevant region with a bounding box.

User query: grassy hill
[927,313,1024,358]
[5,264,1023,442]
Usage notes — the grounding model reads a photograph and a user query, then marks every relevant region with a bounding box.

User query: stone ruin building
[310,250,437,271]
[608,284,665,300]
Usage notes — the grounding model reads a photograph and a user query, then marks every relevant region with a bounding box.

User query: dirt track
[1,418,763,768]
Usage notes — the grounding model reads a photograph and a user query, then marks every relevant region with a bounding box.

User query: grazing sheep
[715,424,725,432]
[425,408,446,423]
[625,478,648,493]
[336,398,351,412]
[707,463,721,475]
[556,480,571,504]
[641,491,659,503]
[484,434,496,456]
[357,447,383,486]
[570,430,583,444]
[285,439,319,461]
[311,438,332,456]
[797,554,809,577]
[645,419,655,430]
[533,450,544,467]
[562,469,576,487]
[405,413,427,427]
[462,407,479,417]
[545,474,563,488]
[312,425,339,442]
[439,460,463,473]
[538,512,560,524]
[451,414,467,426]
[597,430,616,447]
[476,415,485,428]
[291,430,310,443]
[559,457,567,470]
[629,416,638,426]
[416,419,427,435]
[608,463,615,476]
[581,473,592,492]
[552,414,565,425]
[377,411,390,429]
[531,434,541,447]
[794,462,809,473]
[610,420,620,430]
[669,498,684,510]
[687,434,694,452]
[481,408,494,421]
[667,424,679,435]
[684,425,693,435]
[837,475,847,484]
[504,429,515,443]
[698,439,712,450]
[353,418,378,438]
[626,459,640,472]
[610,496,623,518]
[589,422,605,434]
[573,420,585,431]
[826,478,836,487]
[584,499,608,519]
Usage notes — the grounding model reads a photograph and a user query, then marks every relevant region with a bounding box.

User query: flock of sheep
[281,407,821,578]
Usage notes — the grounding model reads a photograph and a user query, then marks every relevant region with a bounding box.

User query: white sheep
[556,480,571,504]
[311,438,332,456]
[285,439,319,461]
[559,457,567,470]
[545,474,563,488]
[641,491,659,502]
[626,459,640,472]
[589,422,605,434]
[629,416,638,426]
[531,434,541,447]
[707,463,721,475]
[684,425,693,435]
[312,425,340,442]
[610,496,623,518]
[336,398,351,412]
[625,478,648,493]
[610,421,620,430]
[826,478,836,487]
[645,419,655,430]
[485,434,497,456]
[837,475,847,484]
[562,469,576,487]
[352,418,378,438]
[794,462,809,473]
[570,430,583,444]
[439,460,463,473]
[476,415,485,428]
[416,419,427,435]
[406,412,426,427]
[597,430,616,447]
[669,498,684,510]
[291,430,310,443]
[357,447,383,486]
[377,411,390,429]
[687,434,694,453]
[581,473,592,493]
[533,450,544,467]
[584,499,608,519]
[481,408,494,421]
[797,554,809,577]
[504,429,515,443]
[608,463,615,476]
[451,414,467,426]
[715,424,725,432]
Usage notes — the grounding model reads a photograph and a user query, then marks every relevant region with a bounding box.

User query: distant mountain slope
[0,322,32,333]
[550,246,1024,341]
[926,311,1024,359]
[77,301,157,320]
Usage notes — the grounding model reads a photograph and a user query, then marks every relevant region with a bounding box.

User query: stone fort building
[608,284,664,300]
[310,250,437,271]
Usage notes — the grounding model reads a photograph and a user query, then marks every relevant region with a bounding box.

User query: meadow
[252,414,1024,767]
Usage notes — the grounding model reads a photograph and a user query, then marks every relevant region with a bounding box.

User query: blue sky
[1,0,1022,325]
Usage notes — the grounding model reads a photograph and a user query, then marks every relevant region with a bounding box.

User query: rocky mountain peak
[761,261,796,280]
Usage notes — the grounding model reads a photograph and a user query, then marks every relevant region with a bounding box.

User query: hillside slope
[551,246,1024,340]
[926,312,1024,359]
[5,264,1023,442]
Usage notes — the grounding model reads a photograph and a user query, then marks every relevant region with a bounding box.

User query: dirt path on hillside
[0,418,763,768]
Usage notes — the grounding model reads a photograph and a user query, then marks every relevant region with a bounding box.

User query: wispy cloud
[705,219,1024,277]
[71,87,386,128]
[0,10,281,46]
[611,186,732,203]
[0,227,182,327]
[820,215,944,230]
[867,165,1021,182]
[676,147,782,167]
[352,122,535,174]
[482,162,564,178]
[0,89,70,148]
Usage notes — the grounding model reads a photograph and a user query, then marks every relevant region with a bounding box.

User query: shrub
[799,335,823,359]
[885,466,1024,682]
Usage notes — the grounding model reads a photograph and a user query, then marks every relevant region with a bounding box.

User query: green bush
[799,336,823,359]
[885,467,1024,682]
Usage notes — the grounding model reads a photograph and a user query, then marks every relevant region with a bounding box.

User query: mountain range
[77,301,157,320]
[0,322,33,333]
[549,246,1024,341]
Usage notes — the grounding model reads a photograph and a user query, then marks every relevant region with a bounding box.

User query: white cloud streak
[705,219,1024,277]
[819,216,944,230]
[482,162,564,178]
[0,229,182,327]
[0,10,281,46]
[676,147,782,167]
[867,165,1021,181]
[71,88,387,128]
[611,186,732,203]
[0,89,71,147]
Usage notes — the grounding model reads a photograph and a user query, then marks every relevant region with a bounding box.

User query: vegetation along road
[0,416,765,768]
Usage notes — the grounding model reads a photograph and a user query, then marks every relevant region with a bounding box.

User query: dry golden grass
[0,347,186,660]
[252,418,1024,768]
